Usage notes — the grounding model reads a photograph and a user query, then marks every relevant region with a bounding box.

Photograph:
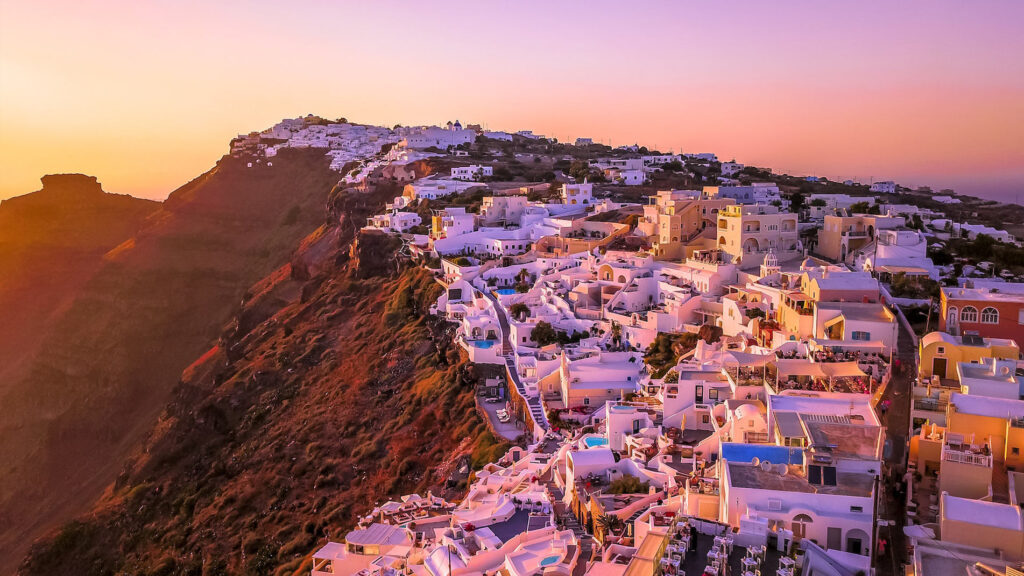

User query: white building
[365,211,422,233]
[402,122,477,149]
[561,183,593,206]
[869,181,896,194]
[721,161,744,176]
[451,164,494,181]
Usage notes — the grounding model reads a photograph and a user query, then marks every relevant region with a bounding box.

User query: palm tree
[595,513,625,538]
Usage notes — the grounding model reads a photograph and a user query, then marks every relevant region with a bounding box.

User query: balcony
[941,444,993,467]
[913,397,947,412]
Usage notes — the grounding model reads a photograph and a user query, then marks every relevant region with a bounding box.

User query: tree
[850,201,871,214]
[745,308,766,320]
[789,192,806,213]
[530,321,558,347]
[610,321,623,350]
[698,324,723,344]
[568,160,591,181]
[596,513,625,537]
[509,303,530,321]
[810,198,827,207]
[660,160,684,172]
[607,475,650,494]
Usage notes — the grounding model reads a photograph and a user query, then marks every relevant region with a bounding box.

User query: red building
[940,282,1024,343]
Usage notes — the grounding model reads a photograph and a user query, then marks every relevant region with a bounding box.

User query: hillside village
[235,116,1024,576]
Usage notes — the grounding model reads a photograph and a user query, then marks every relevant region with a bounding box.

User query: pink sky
[1,0,1022,201]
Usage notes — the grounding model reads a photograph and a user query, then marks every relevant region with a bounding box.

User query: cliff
[0,149,345,572]
[19,223,501,575]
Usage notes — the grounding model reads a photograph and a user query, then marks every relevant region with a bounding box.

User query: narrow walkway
[876,317,917,576]
[545,479,596,575]
[484,289,548,430]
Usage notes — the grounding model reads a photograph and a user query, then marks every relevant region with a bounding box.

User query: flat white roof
[949,392,1024,420]
[942,493,1022,531]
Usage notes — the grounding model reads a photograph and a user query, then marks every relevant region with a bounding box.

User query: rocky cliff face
[0,173,160,393]
[0,150,346,573]
[19,217,501,576]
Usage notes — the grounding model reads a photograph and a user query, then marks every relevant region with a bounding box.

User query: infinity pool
[720,442,803,465]
[495,288,517,295]
[583,437,609,448]
[539,555,561,567]
[472,340,497,349]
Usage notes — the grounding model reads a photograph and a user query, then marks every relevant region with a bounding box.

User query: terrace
[657,517,791,576]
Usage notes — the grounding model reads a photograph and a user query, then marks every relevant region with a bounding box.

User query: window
[981,307,999,324]
[851,331,870,341]
[709,388,719,400]
[850,506,864,513]
[1013,447,1020,456]
[947,307,958,326]
[936,346,945,354]
[702,414,710,424]
[583,397,590,406]
[960,306,978,323]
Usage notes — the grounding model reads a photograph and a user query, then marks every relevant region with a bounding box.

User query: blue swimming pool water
[495,288,517,295]
[583,437,609,448]
[539,555,560,567]
[471,339,497,349]
[720,442,803,465]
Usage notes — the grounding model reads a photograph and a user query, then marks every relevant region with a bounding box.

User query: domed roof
[763,250,778,268]
[800,257,815,270]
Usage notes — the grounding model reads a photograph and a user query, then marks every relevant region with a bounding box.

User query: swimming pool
[583,437,609,448]
[471,340,497,349]
[495,288,517,296]
[539,555,561,567]
[720,442,803,465]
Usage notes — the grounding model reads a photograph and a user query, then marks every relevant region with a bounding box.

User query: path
[483,290,548,430]
[876,316,917,576]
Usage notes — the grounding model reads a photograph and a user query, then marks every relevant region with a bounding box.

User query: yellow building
[716,204,799,268]
[918,331,1019,382]
[816,213,901,264]
[641,190,733,260]
[939,493,1024,562]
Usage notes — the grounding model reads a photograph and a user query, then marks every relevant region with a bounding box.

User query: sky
[1,0,1023,202]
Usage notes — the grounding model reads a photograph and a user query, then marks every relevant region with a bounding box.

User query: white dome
[763,250,778,268]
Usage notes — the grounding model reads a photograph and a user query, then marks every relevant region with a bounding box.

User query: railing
[913,398,947,412]
[942,447,992,467]
[744,432,769,443]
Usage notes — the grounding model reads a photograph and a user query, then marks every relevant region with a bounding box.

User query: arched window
[792,513,813,540]
[960,306,978,323]
[981,307,999,324]
[947,307,958,326]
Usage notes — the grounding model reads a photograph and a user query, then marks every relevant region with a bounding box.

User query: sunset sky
[1,0,1022,202]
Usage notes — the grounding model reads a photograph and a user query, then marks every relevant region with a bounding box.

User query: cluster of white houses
[253,118,1024,575]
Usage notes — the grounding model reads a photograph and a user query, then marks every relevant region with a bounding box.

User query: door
[932,357,948,379]
[827,527,842,550]
[695,384,704,404]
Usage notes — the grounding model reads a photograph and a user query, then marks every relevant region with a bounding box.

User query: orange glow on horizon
[1,1,1022,201]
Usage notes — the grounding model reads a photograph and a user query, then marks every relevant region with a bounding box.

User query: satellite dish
[776,463,788,475]
[761,460,773,473]
[751,457,760,467]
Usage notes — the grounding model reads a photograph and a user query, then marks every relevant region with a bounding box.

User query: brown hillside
[0,149,343,573]
[19,225,503,576]
[0,174,160,389]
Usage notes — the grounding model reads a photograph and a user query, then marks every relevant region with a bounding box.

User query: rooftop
[726,461,875,497]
